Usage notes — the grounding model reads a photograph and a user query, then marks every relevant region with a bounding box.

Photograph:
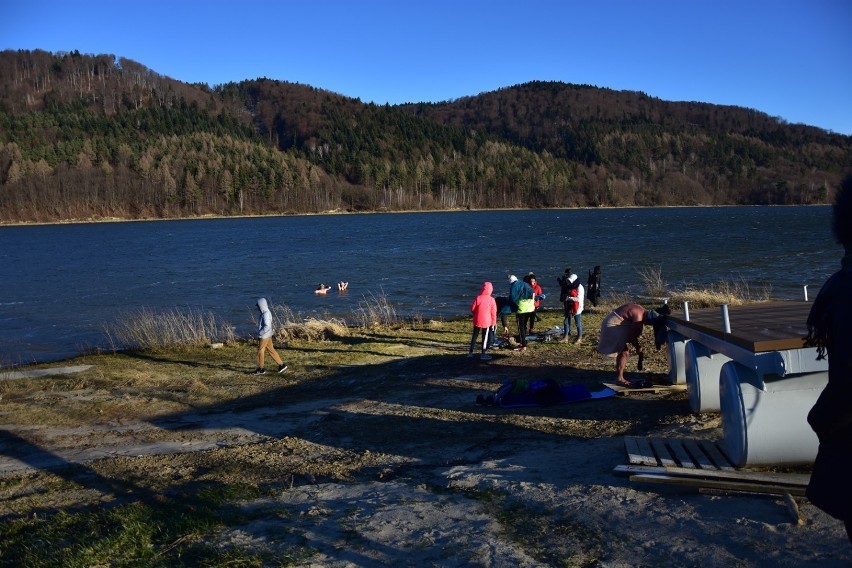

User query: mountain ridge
[0,49,849,223]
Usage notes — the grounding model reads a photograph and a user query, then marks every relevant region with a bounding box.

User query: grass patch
[0,482,268,567]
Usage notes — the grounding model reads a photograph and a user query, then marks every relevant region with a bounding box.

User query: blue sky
[4,0,851,134]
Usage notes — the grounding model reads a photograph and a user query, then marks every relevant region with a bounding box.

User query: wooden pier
[667,300,811,353]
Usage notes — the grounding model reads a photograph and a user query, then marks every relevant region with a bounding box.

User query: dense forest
[1,49,850,223]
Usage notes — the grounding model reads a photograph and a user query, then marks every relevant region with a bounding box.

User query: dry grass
[105,307,236,352]
[670,279,772,308]
[353,290,402,328]
[632,266,772,309]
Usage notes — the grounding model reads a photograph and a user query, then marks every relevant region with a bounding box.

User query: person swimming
[315,284,331,294]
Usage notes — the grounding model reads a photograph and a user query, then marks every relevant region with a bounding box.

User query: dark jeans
[469,326,491,354]
[516,313,533,346]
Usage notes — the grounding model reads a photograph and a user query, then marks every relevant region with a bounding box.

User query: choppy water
[0,206,840,365]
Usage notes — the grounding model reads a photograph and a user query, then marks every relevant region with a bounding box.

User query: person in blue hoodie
[254,297,287,375]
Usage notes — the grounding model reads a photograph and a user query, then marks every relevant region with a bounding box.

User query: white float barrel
[685,341,731,413]
[719,362,826,466]
[666,331,688,385]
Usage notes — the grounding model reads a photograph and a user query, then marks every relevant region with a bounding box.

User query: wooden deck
[623,436,736,470]
[667,301,811,353]
[616,436,811,497]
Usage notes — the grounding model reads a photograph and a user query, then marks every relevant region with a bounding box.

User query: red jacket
[531,280,543,308]
[471,282,497,328]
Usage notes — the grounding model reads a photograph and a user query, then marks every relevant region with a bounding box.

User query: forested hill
[1,50,850,223]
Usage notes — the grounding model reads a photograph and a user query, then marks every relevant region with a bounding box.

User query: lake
[0,206,841,366]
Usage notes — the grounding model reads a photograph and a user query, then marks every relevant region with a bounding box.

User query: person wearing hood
[254,297,287,375]
[596,302,669,387]
[469,281,497,360]
[509,275,536,351]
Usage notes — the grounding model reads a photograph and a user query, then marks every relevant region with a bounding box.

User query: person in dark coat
[587,265,602,307]
[805,173,852,544]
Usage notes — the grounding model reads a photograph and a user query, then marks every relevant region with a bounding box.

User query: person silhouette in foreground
[596,302,669,387]
[254,297,287,375]
[804,173,852,544]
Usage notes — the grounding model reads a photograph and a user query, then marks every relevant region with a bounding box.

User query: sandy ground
[1,349,850,566]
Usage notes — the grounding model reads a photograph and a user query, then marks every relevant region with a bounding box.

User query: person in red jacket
[525,272,544,335]
[468,281,498,361]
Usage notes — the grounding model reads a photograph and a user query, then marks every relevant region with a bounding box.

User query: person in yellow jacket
[508,275,535,351]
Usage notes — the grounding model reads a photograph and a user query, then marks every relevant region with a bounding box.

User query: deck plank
[623,437,736,471]
[668,301,811,353]
[682,439,717,470]
[629,436,658,466]
[699,440,736,471]
[650,438,677,467]
[668,440,697,469]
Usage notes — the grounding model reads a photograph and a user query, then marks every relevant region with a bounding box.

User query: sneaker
[466,353,476,358]
[480,354,492,361]
[253,368,266,375]
[278,364,288,373]
[513,345,527,351]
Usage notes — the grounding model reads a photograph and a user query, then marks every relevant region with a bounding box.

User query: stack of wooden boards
[616,436,809,498]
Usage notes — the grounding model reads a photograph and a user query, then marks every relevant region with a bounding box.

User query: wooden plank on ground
[623,436,646,466]
[699,440,736,470]
[650,438,677,467]
[629,436,658,466]
[667,439,697,469]
[682,439,717,470]
[613,464,810,487]
[603,381,686,395]
[629,473,807,496]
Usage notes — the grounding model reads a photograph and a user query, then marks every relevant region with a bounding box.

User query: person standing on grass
[525,272,545,335]
[587,265,602,307]
[254,297,287,375]
[804,173,852,544]
[509,275,535,351]
[468,281,497,361]
[561,273,585,344]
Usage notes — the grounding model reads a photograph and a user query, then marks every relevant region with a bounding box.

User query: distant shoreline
[0,203,827,228]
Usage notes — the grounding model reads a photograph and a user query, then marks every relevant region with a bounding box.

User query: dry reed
[105,307,236,352]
